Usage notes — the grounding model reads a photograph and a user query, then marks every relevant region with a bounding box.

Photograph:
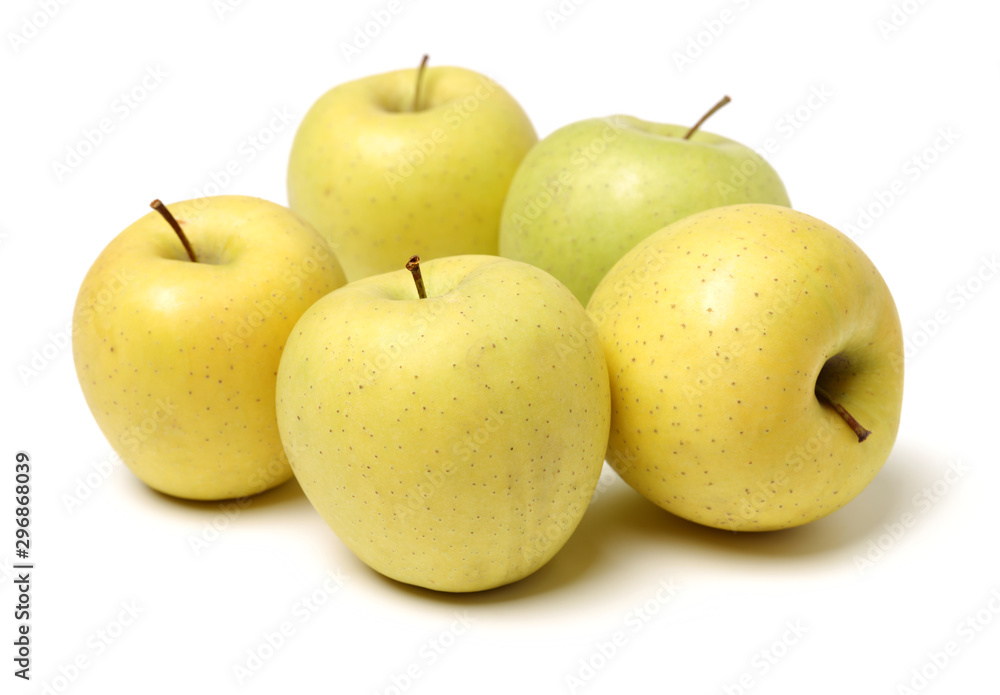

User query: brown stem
[412,54,429,112]
[406,255,427,299]
[150,199,197,263]
[816,385,871,442]
[683,95,732,140]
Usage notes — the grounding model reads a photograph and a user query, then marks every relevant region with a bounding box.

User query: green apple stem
[406,255,427,299]
[150,199,198,263]
[683,95,732,140]
[412,54,430,112]
[815,385,871,443]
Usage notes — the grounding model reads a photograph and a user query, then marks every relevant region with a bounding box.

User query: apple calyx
[683,95,732,140]
[412,54,430,112]
[150,199,198,263]
[406,255,427,299]
[815,385,871,443]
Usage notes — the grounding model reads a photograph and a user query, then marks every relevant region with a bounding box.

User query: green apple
[587,204,903,531]
[72,195,346,500]
[287,57,538,283]
[276,255,610,591]
[499,96,790,305]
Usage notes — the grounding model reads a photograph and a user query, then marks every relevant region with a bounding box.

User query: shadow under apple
[360,503,611,606]
[121,439,937,606]
[129,472,313,515]
[591,452,916,561]
[556,441,943,577]
[379,442,934,605]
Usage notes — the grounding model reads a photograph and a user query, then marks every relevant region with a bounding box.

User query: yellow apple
[276,255,610,591]
[287,59,538,282]
[72,195,346,500]
[587,204,904,531]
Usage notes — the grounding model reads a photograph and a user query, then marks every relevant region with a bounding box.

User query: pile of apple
[73,58,904,592]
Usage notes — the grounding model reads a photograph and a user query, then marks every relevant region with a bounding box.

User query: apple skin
[72,195,346,500]
[499,115,790,305]
[276,255,610,591]
[287,64,538,282]
[586,204,903,531]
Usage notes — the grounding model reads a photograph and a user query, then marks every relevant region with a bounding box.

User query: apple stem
[412,54,429,112]
[150,199,198,263]
[683,95,732,140]
[406,255,427,299]
[816,385,871,442]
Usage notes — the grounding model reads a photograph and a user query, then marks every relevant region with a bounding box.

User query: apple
[287,56,538,282]
[587,204,904,531]
[499,96,791,305]
[276,255,610,591]
[72,195,346,500]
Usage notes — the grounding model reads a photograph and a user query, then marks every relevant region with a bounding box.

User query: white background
[2,0,999,693]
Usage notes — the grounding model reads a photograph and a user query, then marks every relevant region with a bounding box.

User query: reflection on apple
[288,56,538,282]
[276,255,610,591]
[587,204,903,531]
[73,195,346,500]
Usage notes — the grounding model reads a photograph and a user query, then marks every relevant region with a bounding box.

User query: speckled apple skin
[73,196,346,500]
[288,66,538,282]
[499,116,790,306]
[588,204,903,531]
[277,256,610,592]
